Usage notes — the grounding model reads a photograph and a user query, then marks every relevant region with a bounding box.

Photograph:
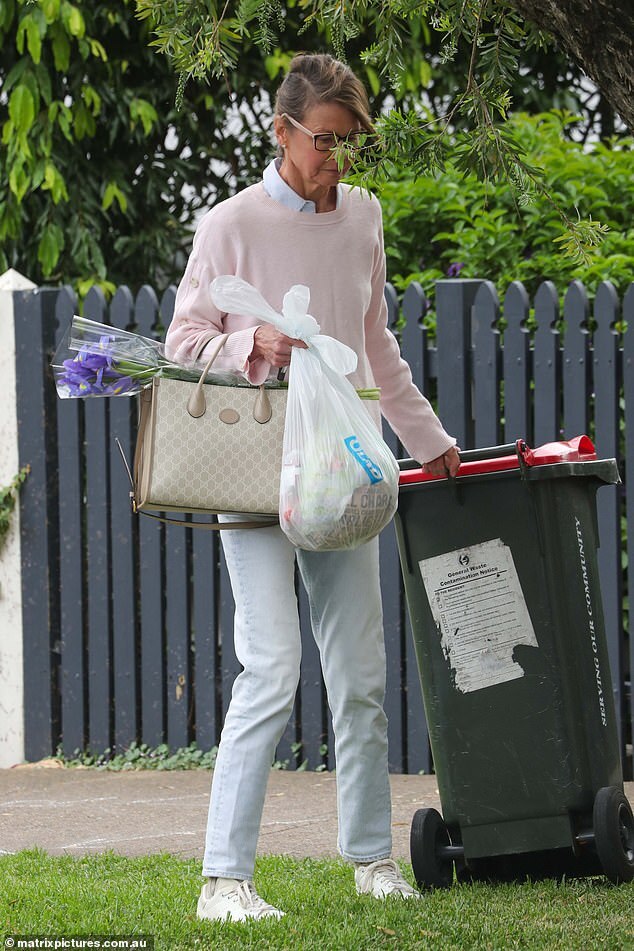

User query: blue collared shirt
[262,158,341,213]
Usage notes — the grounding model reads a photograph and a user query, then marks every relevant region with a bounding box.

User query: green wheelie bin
[395,436,634,887]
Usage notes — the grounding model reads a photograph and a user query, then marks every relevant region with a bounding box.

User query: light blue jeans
[202,519,392,879]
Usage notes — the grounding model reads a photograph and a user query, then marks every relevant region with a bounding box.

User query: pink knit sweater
[166,182,455,464]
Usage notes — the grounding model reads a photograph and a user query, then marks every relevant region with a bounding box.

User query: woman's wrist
[247,326,263,363]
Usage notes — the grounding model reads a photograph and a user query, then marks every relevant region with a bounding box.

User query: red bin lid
[399,435,597,485]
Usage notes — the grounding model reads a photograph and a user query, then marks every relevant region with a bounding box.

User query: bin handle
[399,443,517,471]
[516,439,530,476]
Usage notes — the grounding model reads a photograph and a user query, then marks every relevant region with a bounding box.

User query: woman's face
[275,101,362,199]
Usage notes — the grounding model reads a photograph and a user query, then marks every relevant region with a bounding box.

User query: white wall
[0,269,36,767]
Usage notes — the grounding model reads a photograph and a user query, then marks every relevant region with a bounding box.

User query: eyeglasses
[281,113,370,152]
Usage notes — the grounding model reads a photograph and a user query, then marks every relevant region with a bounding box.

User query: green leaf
[0,0,15,32]
[0,465,30,552]
[87,37,107,62]
[62,1,84,38]
[41,161,69,203]
[263,49,292,80]
[2,119,14,146]
[16,10,46,64]
[31,158,46,189]
[37,222,64,275]
[41,0,61,23]
[3,58,30,96]
[8,85,35,134]
[34,61,52,105]
[129,97,158,135]
[82,85,101,116]
[102,181,128,213]
[0,195,20,242]
[73,102,95,139]
[419,58,432,87]
[9,161,30,202]
[364,64,380,97]
[51,22,70,71]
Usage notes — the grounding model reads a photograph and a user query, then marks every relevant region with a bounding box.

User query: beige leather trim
[191,331,223,364]
[137,511,277,531]
[254,386,272,423]
[219,408,240,424]
[187,334,230,418]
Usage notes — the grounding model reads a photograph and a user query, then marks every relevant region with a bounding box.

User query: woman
[166,52,460,922]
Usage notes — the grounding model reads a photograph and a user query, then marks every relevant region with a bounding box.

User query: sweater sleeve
[164,210,272,384]
[364,209,456,464]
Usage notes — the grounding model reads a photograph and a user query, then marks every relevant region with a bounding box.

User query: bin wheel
[593,786,634,884]
[410,807,453,889]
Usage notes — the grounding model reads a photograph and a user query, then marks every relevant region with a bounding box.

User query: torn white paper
[418,538,538,693]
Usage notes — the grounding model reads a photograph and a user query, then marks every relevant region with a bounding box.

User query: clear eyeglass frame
[280,112,371,152]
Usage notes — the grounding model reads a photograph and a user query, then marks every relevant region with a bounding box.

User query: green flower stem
[114,357,382,399]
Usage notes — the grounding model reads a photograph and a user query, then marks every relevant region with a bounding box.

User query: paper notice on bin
[418,538,538,693]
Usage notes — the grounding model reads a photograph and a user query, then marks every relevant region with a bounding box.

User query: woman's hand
[250,325,308,367]
[423,446,461,478]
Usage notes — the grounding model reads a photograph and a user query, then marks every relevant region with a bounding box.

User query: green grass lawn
[1,850,633,950]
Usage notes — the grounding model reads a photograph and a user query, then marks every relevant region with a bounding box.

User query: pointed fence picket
[503,281,532,443]
[12,277,634,776]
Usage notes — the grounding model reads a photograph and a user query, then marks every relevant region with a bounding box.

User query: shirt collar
[262,158,341,214]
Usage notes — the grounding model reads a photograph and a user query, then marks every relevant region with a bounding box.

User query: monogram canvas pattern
[142,378,287,515]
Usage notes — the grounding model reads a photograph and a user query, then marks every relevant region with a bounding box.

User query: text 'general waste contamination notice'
[418,538,538,693]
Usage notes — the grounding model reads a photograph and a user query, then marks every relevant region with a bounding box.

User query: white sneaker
[355,859,422,898]
[197,877,285,921]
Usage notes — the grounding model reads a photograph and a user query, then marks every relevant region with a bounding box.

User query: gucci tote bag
[131,334,286,527]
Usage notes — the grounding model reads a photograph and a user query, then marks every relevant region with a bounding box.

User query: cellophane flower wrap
[209,276,399,551]
[52,315,242,399]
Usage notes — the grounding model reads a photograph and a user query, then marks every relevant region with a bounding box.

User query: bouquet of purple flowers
[52,314,379,402]
[52,316,239,400]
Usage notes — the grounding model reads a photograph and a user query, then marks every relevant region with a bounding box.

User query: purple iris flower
[446,262,465,277]
[58,335,136,397]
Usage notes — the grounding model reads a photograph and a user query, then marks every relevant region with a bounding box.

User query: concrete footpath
[0,763,443,860]
[2,763,633,862]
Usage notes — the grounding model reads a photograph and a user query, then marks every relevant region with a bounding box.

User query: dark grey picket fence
[14,278,633,775]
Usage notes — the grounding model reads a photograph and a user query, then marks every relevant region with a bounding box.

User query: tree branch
[509,0,634,129]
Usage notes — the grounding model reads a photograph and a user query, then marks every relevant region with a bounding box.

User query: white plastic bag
[210,276,399,550]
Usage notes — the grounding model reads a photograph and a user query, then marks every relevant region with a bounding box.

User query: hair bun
[274,53,372,132]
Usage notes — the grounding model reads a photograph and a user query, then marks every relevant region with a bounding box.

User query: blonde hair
[274,53,373,132]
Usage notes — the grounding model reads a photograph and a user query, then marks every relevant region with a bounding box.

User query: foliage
[408,26,625,145]
[0,1,431,293]
[0,0,290,293]
[55,740,218,770]
[135,0,614,263]
[0,465,30,553]
[379,112,634,307]
[1,2,623,293]
[54,739,331,771]
[2,850,634,949]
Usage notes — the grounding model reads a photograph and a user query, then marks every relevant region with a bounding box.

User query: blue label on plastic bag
[344,435,384,484]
